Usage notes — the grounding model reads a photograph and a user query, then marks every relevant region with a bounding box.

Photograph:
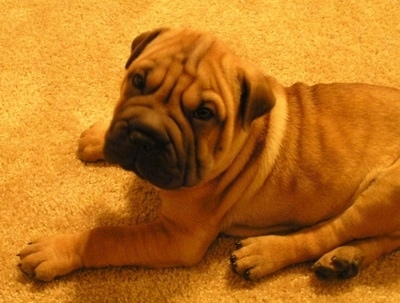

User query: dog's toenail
[234,241,242,249]
[311,262,320,270]
[244,269,251,280]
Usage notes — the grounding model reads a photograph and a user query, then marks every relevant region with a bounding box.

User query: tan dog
[18,28,400,282]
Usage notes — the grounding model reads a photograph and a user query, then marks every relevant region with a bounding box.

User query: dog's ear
[239,66,276,129]
[125,28,168,69]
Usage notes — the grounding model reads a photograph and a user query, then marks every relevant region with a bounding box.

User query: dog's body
[18,28,400,281]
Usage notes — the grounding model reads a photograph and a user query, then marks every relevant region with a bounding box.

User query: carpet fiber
[1,1,400,302]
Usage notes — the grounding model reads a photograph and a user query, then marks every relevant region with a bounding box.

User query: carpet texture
[1,1,400,302]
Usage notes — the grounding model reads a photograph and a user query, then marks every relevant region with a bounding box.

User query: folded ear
[239,65,276,129]
[125,28,168,69]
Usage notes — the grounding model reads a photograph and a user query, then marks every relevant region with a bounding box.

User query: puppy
[18,28,400,281]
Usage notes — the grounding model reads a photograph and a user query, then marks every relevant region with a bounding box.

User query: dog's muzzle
[104,117,184,189]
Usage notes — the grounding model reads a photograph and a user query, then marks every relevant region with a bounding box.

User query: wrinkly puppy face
[104,28,275,190]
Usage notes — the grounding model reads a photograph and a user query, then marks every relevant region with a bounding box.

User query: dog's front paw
[78,121,109,162]
[229,236,287,281]
[17,234,84,282]
[311,246,363,279]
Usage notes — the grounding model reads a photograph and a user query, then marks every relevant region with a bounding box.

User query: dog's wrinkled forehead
[126,29,227,74]
[121,29,275,129]
[121,28,239,110]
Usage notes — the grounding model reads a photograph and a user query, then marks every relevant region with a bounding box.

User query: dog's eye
[132,73,145,90]
[193,107,215,121]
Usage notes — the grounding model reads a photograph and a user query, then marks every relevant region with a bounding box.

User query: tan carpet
[1,1,400,302]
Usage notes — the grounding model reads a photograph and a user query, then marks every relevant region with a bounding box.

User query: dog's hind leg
[231,157,400,280]
[312,231,400,279]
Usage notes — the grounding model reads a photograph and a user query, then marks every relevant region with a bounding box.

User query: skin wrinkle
[134,37,179,65]
[155,60,183,106]
[163,100,187,166]
[180,41,218,185]
[174,76,198,187]
[165,60,198,186]
[141,30,199,63]
[186,38,216,77]
[185,46,234,167]
[162,118,182,174]
[210,57,234,157]
[224,116,269,195]
[140,66,166,96]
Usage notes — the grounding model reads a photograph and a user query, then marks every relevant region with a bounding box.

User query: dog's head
[104,28,275,189]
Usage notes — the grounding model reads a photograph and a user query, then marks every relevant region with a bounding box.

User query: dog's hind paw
[312,246,363,279]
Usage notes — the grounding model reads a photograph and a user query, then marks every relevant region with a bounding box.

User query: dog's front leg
[82,219,212,269]
[18,218,213,281]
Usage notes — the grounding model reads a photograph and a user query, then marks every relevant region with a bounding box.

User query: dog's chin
[135,168,185,190]
[120,161,185,190]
